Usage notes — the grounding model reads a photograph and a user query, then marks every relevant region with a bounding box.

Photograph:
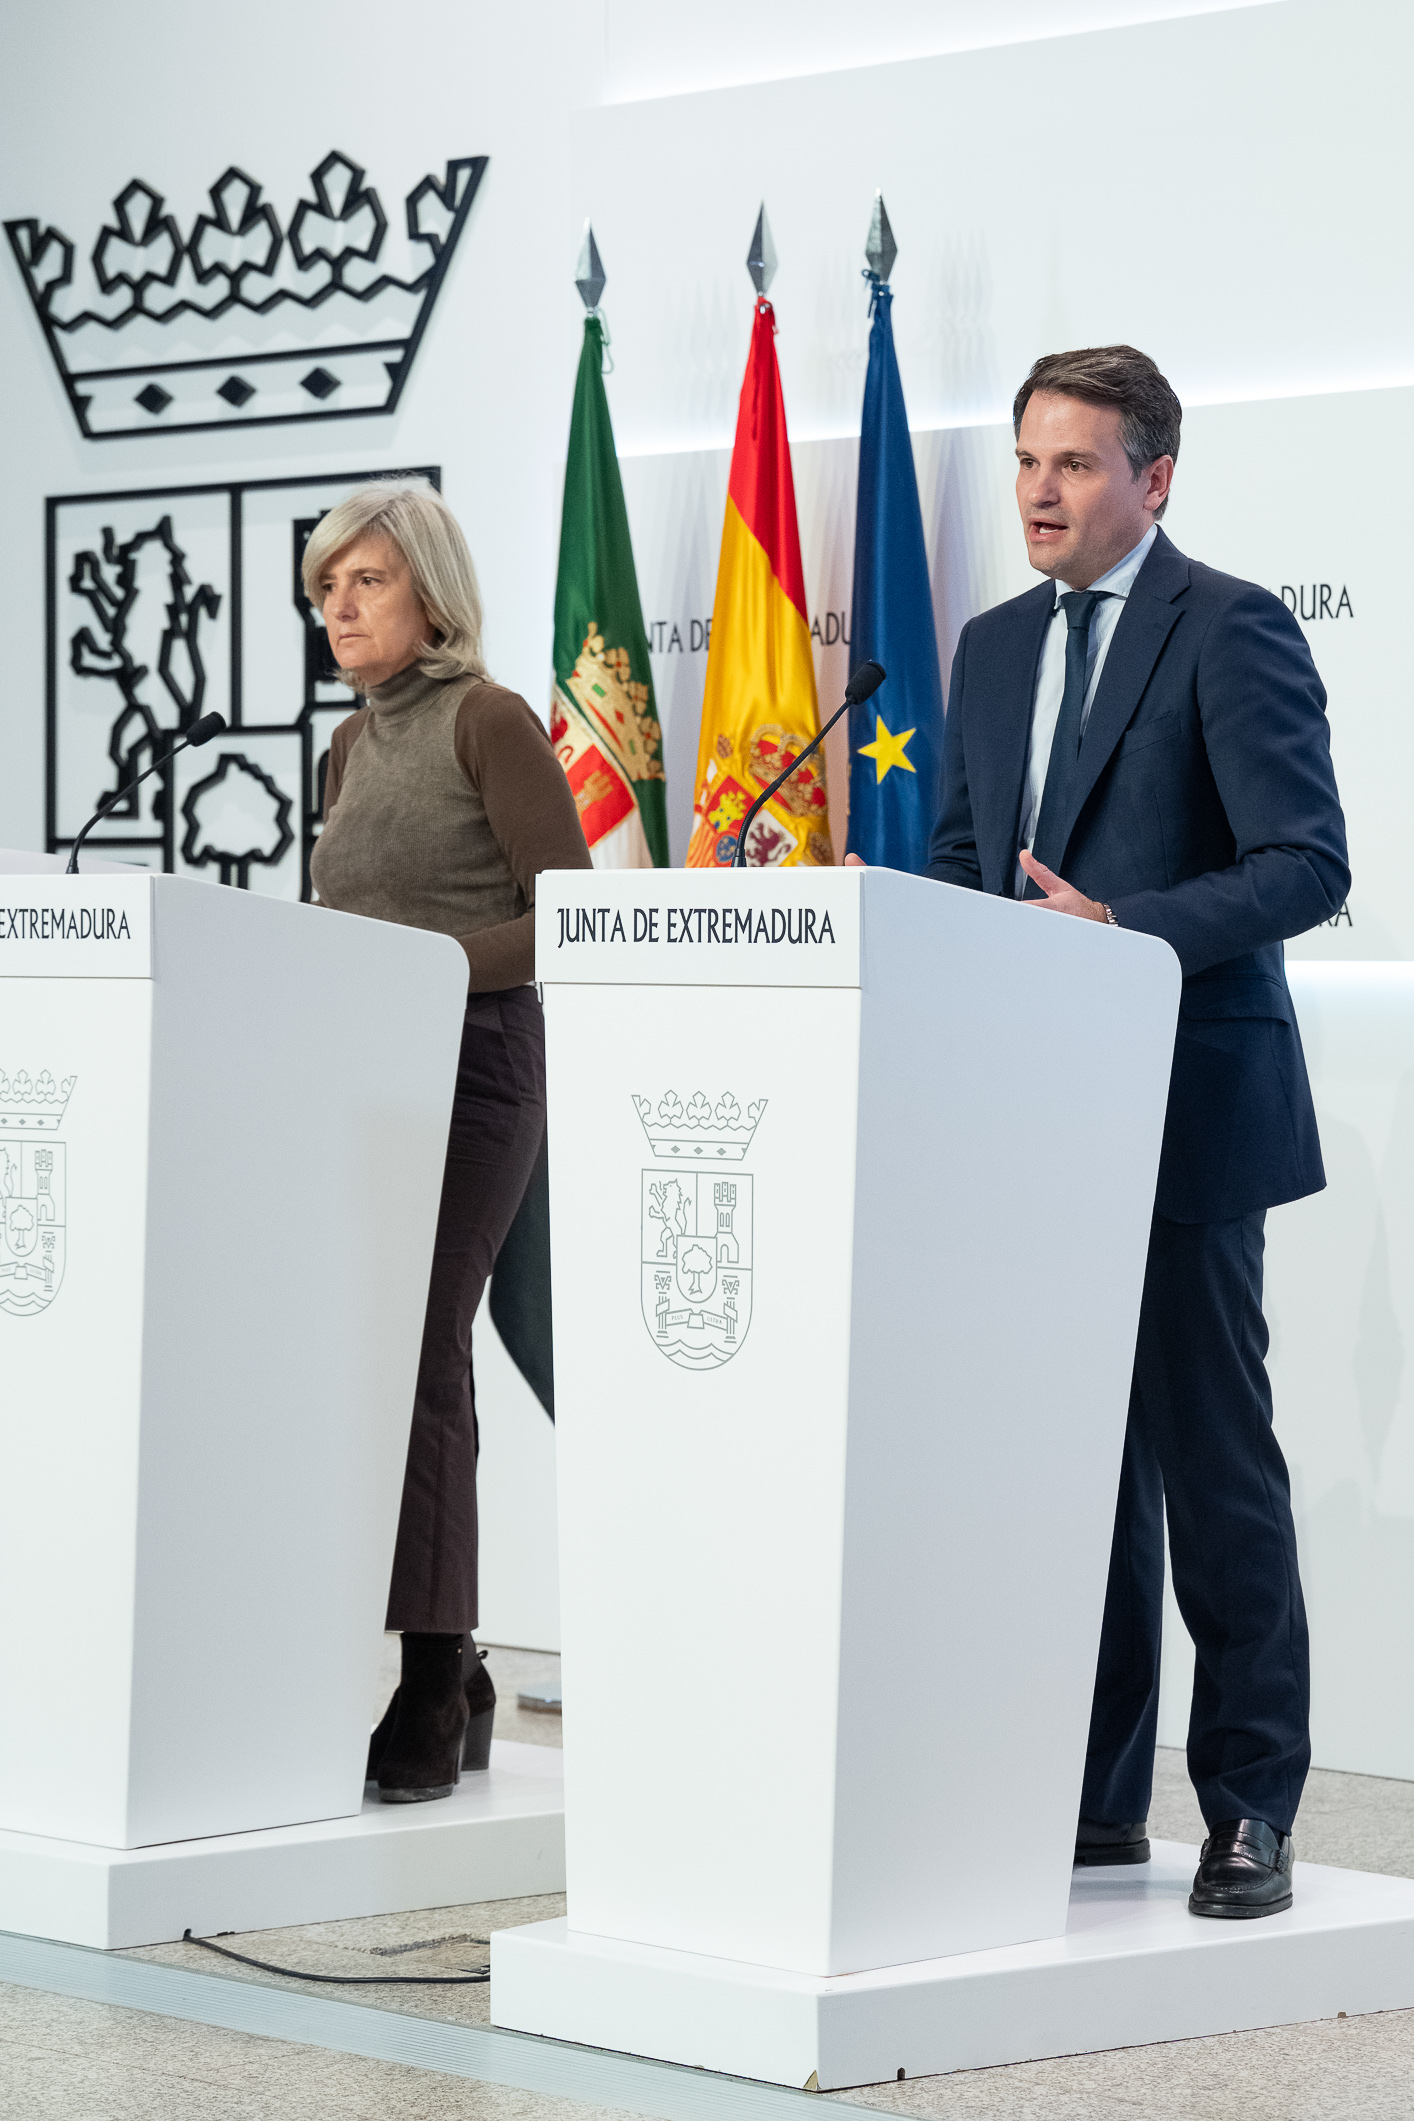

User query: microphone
[732,661,885,868]
[66,712,228,875]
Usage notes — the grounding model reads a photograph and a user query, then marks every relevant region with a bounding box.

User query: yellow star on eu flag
[858,715,917,784]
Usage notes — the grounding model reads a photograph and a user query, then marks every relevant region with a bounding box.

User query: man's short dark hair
[1013,346,1182,519]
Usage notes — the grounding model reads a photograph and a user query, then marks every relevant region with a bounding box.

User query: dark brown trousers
[385,986,546,1633]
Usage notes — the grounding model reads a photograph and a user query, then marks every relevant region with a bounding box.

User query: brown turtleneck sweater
[310,664,591,990]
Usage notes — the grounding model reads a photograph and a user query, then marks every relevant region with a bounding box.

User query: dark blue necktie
[1024,588,1111,892]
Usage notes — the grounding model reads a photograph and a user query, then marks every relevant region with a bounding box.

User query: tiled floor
[6,1644,1414,2119]
[0,1979,633,2121]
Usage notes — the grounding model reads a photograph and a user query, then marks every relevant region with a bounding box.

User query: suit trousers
[1079,1211,1311,1833]
[384,986,547,1635]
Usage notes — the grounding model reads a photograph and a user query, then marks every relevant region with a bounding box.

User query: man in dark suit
[925,346,1348,1917]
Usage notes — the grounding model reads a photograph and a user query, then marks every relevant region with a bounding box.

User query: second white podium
[495,864,1185,2074]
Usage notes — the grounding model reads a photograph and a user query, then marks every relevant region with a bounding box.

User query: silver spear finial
[865,191,897,283]
[575,221,606,311]
[746,203,777,296]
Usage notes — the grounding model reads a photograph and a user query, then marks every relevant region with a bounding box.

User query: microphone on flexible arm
[731,661,885,868]
[66,712,228,875]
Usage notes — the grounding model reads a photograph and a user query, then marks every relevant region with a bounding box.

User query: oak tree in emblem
[181,750,294,886]
[679,1243,713,1299]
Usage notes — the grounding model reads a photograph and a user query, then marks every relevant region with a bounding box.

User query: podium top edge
[535,866,1181,996]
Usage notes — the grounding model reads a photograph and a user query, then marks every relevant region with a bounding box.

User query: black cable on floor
[182,1930,490,1984]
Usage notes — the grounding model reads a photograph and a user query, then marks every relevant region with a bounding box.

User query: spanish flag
[687,299,832,868]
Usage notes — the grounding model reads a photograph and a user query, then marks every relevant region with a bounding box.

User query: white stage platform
[492,1841,1414,2090]
[0,1741,563,1951]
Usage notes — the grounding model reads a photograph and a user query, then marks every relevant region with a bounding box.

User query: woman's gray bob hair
[301,480,487,687]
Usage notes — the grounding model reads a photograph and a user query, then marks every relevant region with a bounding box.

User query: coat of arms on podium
[634,1091,764,1371]
[0,1070,75,1319]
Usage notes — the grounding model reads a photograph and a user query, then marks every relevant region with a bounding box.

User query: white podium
[494,867,1414,2086]
[0,858,564,1945]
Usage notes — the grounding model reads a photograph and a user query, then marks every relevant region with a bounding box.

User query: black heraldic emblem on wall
[635,1091,765,1371]
[5,150,486,438]
[0,1071,75,1320]
[47,466,441,897]
[181,754,294,887]
[69,511,221,832]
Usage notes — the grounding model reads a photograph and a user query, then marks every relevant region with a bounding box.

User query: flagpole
[689,203,834,869]
[847,192,944,873]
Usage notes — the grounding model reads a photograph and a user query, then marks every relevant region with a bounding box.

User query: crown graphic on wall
[0,1071,76,1132]
[4,150,486,440]
[633,1092,767,1162]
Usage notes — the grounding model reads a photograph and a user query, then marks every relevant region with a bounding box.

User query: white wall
[591,0,1412,463]
[1158,968,1414,1781]
[603,0,1282,101]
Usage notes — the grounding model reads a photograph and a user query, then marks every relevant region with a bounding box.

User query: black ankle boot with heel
[367,1634,497,1791]
[373,1633,469,1804]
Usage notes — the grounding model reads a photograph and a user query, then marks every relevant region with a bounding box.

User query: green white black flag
[551,314,668,867]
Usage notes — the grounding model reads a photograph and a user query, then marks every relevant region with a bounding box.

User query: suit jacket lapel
[973,579,1052,887]
[1056,529,1190,858]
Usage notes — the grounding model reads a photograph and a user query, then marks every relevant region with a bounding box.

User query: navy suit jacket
[926,527,1350,1223]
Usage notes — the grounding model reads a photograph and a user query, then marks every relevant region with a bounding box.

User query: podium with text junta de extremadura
[0,853,565,1949]
[491,865,1194,2080]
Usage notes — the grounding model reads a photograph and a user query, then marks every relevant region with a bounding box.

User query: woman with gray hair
[307,481,590,1802]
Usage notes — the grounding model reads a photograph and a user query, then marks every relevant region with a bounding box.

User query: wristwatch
[1100,903,1119,926]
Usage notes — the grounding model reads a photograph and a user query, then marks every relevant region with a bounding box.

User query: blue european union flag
[847,283,944,872]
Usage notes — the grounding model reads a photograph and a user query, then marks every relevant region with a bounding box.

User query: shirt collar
[1054,523,1158,608]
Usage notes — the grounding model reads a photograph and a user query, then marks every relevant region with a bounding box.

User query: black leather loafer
[1074,1818,1150,1866]
[1189,1818,1294,1918]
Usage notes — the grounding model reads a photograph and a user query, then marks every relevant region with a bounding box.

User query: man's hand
[844,853,865,867]
[1018,849,1108,922]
